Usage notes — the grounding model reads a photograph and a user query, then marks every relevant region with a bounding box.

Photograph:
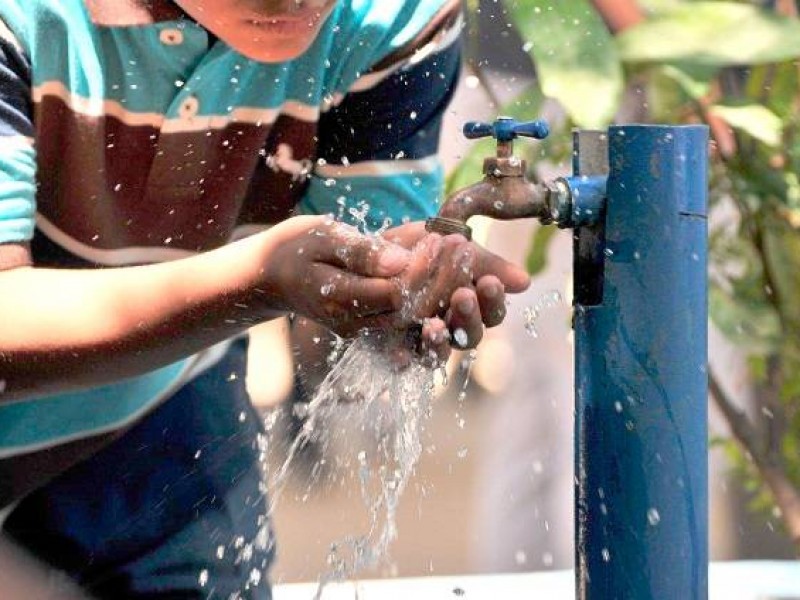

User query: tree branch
[709,367,800,554]
[708,367,763,460]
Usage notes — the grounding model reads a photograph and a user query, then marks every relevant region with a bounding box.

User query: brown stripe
[370,0,462,73]
[0,429,123,508]
[34,95,317,260]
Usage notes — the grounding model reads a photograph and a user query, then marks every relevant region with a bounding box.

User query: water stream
[265,326,474,597]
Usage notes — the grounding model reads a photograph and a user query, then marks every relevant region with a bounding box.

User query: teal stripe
[8,0,451,116]
[299,163,443,231]
[0,144,35,242]
[0,359,189,450]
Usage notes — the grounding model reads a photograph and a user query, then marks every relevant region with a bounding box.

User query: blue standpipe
[444,118,709,598]
[573,125,709,599]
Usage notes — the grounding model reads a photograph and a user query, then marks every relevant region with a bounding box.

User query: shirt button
[180,96,199,118]
[159,28,184,46]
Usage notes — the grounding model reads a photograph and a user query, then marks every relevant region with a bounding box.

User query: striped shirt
[0,0,461,496]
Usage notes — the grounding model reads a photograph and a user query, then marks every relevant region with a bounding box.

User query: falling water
[267,328,467,598]
[263,205,478,595]
[523,290,564,338]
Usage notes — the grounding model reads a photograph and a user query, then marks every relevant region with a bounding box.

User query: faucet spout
[426,117,594,239]
[439,177,551,223]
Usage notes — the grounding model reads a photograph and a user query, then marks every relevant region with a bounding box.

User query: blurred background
[250,0,800,586]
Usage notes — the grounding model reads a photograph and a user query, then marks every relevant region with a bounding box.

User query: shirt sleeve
[0,20,36,245]
[299,3,462,231]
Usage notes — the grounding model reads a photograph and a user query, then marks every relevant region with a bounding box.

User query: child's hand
[383,221,531,350]
[257,215,411,337]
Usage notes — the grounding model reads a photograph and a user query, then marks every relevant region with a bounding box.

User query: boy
[0,0,529,597]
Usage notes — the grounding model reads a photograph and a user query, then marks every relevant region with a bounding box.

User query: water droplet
[542,552,554,567]
[515,550,527,565]
[198,569,209,587]
[523,291,563,337]
[465,75,480,89]
[453,328,469,347]
[320,283,335,296]
[647,508,661,526]
[216,545,225,559]
[457,447,468,459]
[601,548,611,562]
[603,247,614,257]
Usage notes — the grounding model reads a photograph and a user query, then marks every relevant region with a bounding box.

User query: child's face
[174,0,339,62]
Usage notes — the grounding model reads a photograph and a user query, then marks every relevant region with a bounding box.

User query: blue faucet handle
[463,121,496,139]
[463,117,550,142]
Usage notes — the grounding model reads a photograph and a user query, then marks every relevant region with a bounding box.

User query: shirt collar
[83,0,187,26]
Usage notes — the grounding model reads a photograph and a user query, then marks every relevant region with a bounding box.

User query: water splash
[268,328,444,597]
[523,290,564,338]
[258,206,482,595]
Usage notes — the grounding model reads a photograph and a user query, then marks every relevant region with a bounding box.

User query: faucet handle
[463,117,550,142]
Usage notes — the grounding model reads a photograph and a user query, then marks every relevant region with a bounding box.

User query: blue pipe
[573,125,709,599]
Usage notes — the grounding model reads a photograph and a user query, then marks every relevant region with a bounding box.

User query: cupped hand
[258,215,410,337]
[383,221,531,351]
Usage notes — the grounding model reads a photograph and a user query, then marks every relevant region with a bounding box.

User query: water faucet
[426,117,607,239]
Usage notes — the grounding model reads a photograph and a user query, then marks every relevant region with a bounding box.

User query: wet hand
[383,221,530,350]
[257,215,410,336]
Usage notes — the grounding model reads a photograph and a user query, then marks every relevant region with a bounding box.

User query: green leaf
[761,211,800,333]
[660,64,716,100]
[745,62,800,122]
[709,104,783,148]
[709,282,780,354]
[617,2,800,66]
[525,223,558,276]
[445,137,496,198]
[747,354,769,384]
[505,0,623,128]
[637,0,683,13]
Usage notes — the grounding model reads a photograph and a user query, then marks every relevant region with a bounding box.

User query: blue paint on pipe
[574,125,709,599]
[564,175,607,227]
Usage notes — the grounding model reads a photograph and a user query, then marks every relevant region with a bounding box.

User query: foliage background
[454,0,800,553]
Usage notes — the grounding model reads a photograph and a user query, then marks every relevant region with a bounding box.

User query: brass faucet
[426,117,561,240]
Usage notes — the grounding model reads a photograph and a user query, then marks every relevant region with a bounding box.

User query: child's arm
[0,216,411,401]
